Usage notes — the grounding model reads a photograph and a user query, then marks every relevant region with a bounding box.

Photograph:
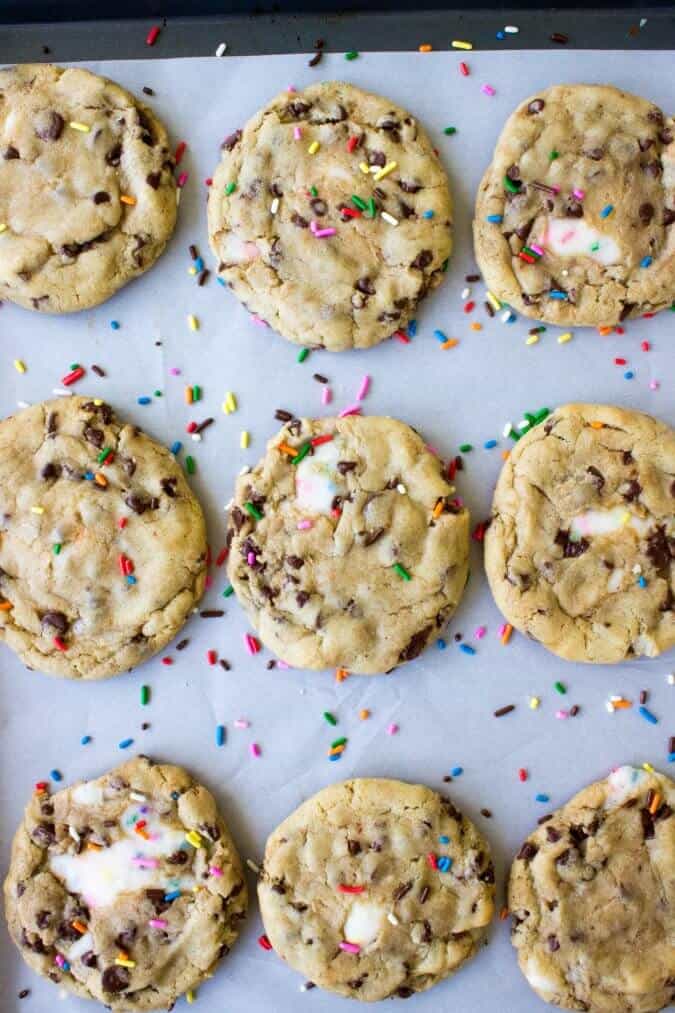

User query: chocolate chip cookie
[474,85,675,325]
[0,397,207,679]
[4,756,248,1010]
[0,64,177,313]
[208,81,452,350]
[226,414,469,674]
[484,403,675,663]
[509,765,675,1012]
[259,778,495,1000]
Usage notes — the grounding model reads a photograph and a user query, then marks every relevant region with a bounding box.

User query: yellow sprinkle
[451,39,473,50]
[188,266,198,276]
[359,709,370,720]
[359,162,370,174]
[470,322,482,332]
[642,762,655,773]
[620,512,631,525]
[226,392,237,413]
[308,141,320,155]
[13,359,26,374]
[486,290,501,311]
[373,160,398,182]
[115,958,136,968]
[240,430,249,449]
[529,696,540,710]
[557,331,573,344]
[188,314,199,331]
[0,223,7,234]
[69,121,90,132]
[525,334,540,346]
[31,506,45,515]
[186,991,196,1005]
[120,194,136,206]
[419,43,433,52]
[93,398,103,406]
[185,830,203,849]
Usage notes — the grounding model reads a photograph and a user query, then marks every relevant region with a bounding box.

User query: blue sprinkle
[329,753,342,761]
[84,471,94,480]
[637,575,647,588]
[110,320,120,330]
[549,290,568,300]
[126,574,137,585]
[171,790,180,800]
[600,204,614,219]
[50,769,63,782]
[422,210,434,219]
[80,735,91,746]
[216,724,226,747]
[484,439,497,449]
[535,793,550,803]
[487,214,503,224]
[170,440,183,456]
[118,737,134,749]
[669,752,675,762]
[433,329,448,343]
[217,276,226,287]
[640,255,653,268]
[459,643,476,656]
[624,370,634,380]
[639,706,658,725]
[164,890,181,902]
[408,319,417,337]
[194,256,204,272]
[439,835,450,844]
[496,30,505,39]
[437,856,453,872]
[61,960,71,972]
[436,637,446,650]
[451,766,463,777]
[137,396,152,405]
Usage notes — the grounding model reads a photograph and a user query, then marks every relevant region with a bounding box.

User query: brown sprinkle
[494,704,515,718]
[200,609,224,618]
[176,638,189,651]
[480,808,492,818]
[219,659,231,671]
[91,364,105,377]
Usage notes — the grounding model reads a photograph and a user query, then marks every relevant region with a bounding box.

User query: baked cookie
[226,415,469,673]
[259,778,495,1000]
[0,397,207,679]
[4,756,248,1010]
[208,81,452,350]
[0,64,177,313]
[484,403,675,663]
[474,84,675,325]
[509,765,675,1013]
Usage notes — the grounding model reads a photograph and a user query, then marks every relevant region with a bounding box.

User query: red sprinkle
[35,781,49,791]
[161,657,173,666]
[123,557,134,576]
[614,357,627,365]
[394,329,411,344]
[341,207,362,218]
[311,434,334,447]
[62,367,85,387]
[518,768,528,782]
[258,934,273,951]
[447,459,457,480]
[53,636,68,652]
[338,884,365,894]
[207,649,217,666]
[472,522,487,542]
[136,819,147,830]
[206,545,212,567]
[614,326,625,334]
[186,421,197,434]
[215,547,228,567]
[641,340,650,351]
[174,141,187,165]
[426,852,438,870]
[346,135,359,153]
[463,301,475,314]
[146,25,160,46]
[459,61,469,76]
[118,517,128,529]
[643,312,656,318]
[205,178,213,187]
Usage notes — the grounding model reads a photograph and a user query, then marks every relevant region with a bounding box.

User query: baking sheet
[0,50,673,1013]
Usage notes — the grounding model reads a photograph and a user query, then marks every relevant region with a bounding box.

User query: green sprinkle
[549,150,559,160]
[442,258,449,272]
[393,562,411,581]
[53,543,61,555]
[291,442,311,466]
[297,348,309,363]
[443,126,457,135]
[351,195,367,211]
[154,390,162,397]
[345,50,358,60]
[459,443,473,453]
[590,241,600,252]
[97,447,112,463]
[554,681,566,695]
[244,501,263,521]
[503,175,521,194]
[70,363,80,370]
[366,197,376,218]
[533,407,551,424]
[192,385,201,402]
[331,736,347,748]
[323,711,338,726]
[185,456,196,475]
[140,685,150,706]
[222,585,235,598]
[310,185,318,197]
[225,182,236,195]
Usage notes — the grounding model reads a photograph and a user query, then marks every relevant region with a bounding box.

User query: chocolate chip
[84,425,104,448]
[296,591,310,607]
[659,129,673,144]
[146,172,161,190]
[527,99,545,114]
[638,202,655,224]
[309,197,327,216]
[166,850,188,865]
[125,493,150,515]
[643,160,662,178]
[546,826,561,843]
[81,951,98,968]
[586,465,605,491]
[399,180,422,194]
[4,145,19,159]
[398,626,431,662]
[646,526,673,573]
[41,611,69,634]
[547,935,560,952]
[362,528,384,547]
[664,208,675,227]
[105,143,122,166]
[36,910,52,929]
[40,461,60,480]
[36,111,64,141]
[410,249,433,270]
[337,461,356,475]
[221,129,242,151]
[367,149,386,167]
[93,191,110,205]
[517,841,538,861]
[101,965,130,994]
[114,928,137,950]
[566,201,584,218]
[286,101,311,119]
[393,881,413,901]
[622,479,642,503]
[291,212,309,229]
[31,822,55,847]
[641,808,655,840]
[554,529,589,558]
[355,277,375,295]
[347,839,361,856]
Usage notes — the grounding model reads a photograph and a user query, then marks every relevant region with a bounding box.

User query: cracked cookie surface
[484,403,675,663]
[259,778,495,1000]
[4,756,248,1010]
[473,84,675,326]
[509,765,675,1013]
[226,415,469,674]
[207,81,452,351]
[0,397,207,679]
[0,64,177,313]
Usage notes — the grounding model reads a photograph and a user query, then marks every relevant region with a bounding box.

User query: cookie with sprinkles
[3,756,248,1009]
[226,415,469,674]
[473,84,675,325]
[509,764,675,1012]
[484,403,675,664]
[259,778,495,1000]
[0,64,177,313]
[207,81,452,350]
[0,397,207,679]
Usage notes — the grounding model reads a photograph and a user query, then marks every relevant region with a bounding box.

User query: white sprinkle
[504,25,519,33]
[191,433,202,442]
[129,791,147,802]
[396,483,407,495]
[215,42,227,56]
[605,700,615,713]
[502,421,513,438]
[380,211,398,226]
[461,287,471,299]
[246,858,261,874]
[17,400,30,409]
[632,563,642,574]
[270,197,280,215]
[239,465,251,476]
[176,189,181,207]
[387,912,399,925]
[639,17,647,26]
[609,695,622,702]
[517,418,529,431]
[500,308,513,323]
[223,497,234,511]
[667,673,675,685]
[369,165,380,174]
[69,826,81,843]
[53,388,72,397]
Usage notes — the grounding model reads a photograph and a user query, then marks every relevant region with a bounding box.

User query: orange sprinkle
[470,322,483,331]
[612,699,632,710]
[419,43,433,52]
[277,442,298,457]
[117,950,130,962]
[94,472,108,488]
[72,920,88,934]
[432,499,444,520]
[597,325,613,336]
[589,421,604,429]
[441,338,459,349]
[135,827,150,840]
[649,792,662,814]
[184,386,193,405]
[359,709,370,720]
[120,195,136,206]
[500,450,510,460]
[335,667,349,683]
[0,600,12,610]
[87,841,103,851]
[500,623,513,646]
[329,744,346,756]
[500,906,509,921]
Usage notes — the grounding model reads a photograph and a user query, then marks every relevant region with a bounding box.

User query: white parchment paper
[0,51,673,1013]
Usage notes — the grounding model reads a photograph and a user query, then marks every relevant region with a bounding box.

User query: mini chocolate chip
[291,212,309,229]
[41,611,69,634]
[309,198,327,216]
[527,99,545,114]
[517,842,538,861]
[410,249,433,270]
[639,202,655,224]
[355,277,375,295]
[622,479,642,503]
[587,465,605,491]
[81,950,98,968]
[4,145,20,159]
[547,935,560,952]
[399,179,422,194]
[146,172,161,189]
[93,191,110,205]
[367,150,386,167]
[105,143,122,166]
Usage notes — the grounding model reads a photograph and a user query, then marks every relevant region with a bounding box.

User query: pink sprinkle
[314,228,337,238]
[169,367,181,376]
[149,918,168,929]
[310,219,318,233]
[132,857,159,868]
[356,374,371,401]
[55,954,66,968]
[338,404,361,418]
[234,718,250,729]
[572,188,585,200]
[251,315,269,328]
[244,634,256,655]
[649,380,660,390]
[561,230,575,243]
[209,866,223,877]
[425,444,439,457]
[339,941,361,954]
[277,660,290,669]
[293,126,302,140]
[247,551,256,566]
[297,519,313,530]
[481,84,496,96]
[321,386,332,406]
[387,723,399,736]
[287,85,297,92]
[551,184,561,194]
[498,623,507,637]
[250,742,261,757]
[474,626,487,639]
[556,709,569,720]
[205,574,213,589]
[530,243,544,256]
[177,172,188,189]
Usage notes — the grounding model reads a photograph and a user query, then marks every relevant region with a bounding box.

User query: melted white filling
[570,507,651,540]
[542,218,621,266]
[295,439,342,514]
[343,900,384,947]
[606,765,644,807]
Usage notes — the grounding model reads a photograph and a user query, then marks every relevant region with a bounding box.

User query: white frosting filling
[72,782,105,807]
[570,507,651,540]
[295,439,342,514]
[49,804,193,909]
[606,765,644,807]
[343,901,384,947]
[525,954,560,994]
[67,931,94,960]
[542,218,621,266]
